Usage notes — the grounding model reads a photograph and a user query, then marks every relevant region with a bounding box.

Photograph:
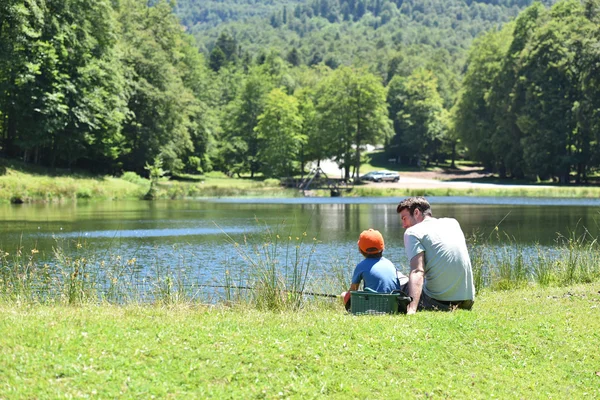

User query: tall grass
[222,219,321,311]
[1,224,600,308]
[467,226,600,292]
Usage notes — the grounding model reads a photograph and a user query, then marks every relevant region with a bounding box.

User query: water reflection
[45,226,256,239]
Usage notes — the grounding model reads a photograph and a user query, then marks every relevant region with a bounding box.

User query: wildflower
[31,249,39,255]
[303,232,307,236]
[76,243,82,249]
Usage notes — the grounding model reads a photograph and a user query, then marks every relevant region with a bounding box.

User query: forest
[1,0,599,183]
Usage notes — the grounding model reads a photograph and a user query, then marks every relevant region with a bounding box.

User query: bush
[76,188,93,199]
[262,178,281,187]
[120,171,147,186]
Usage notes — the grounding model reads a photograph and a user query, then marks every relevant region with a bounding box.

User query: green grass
[0,161,290,203]
[0,161,149,203]
[346,185,600,198]
[0,169,149,203]
[4,156,600,201]
[0,284,599,398]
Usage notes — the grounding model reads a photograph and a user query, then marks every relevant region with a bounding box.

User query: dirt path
[377,167,498,189]
[314,160,549,189]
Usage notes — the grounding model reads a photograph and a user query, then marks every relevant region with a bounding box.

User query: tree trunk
[450,142,457,169]
[6,111,17,157]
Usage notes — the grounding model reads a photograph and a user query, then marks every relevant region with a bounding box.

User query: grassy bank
[0,284,599,398]
[342,184,600,198]
[4,157,600,202]
[0,169,148,203]
[0,162,289,203]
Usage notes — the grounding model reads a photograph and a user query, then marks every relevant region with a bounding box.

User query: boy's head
[358,229,384,257]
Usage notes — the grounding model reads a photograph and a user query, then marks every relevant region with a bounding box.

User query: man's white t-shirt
[404,217,475,302]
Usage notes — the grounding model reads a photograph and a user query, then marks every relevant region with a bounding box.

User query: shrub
[262,178,281,187]
[76,188,93,199]
[120,171,147,186]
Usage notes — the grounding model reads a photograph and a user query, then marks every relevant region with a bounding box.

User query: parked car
[375,170,400,182]
[360,170,400,182]
[360,171,382,182]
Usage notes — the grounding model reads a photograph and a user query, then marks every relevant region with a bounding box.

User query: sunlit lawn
[0,284,599,398]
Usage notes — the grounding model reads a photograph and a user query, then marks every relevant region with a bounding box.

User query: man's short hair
[396,196,433,217]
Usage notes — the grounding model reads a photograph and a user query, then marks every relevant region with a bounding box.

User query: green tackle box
[350,291,401,315]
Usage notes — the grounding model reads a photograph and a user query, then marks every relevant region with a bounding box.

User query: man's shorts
[400,283,474,312]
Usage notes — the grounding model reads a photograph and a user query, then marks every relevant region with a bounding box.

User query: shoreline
[3,164,600,204]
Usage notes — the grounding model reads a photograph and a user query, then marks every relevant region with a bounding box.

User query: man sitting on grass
[397,196,475,314]
[342,229,406,310]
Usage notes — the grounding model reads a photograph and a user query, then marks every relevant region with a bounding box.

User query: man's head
[396,197,432,229]
[357,228,385,257]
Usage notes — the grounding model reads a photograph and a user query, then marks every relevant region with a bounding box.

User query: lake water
[1,197,599,294]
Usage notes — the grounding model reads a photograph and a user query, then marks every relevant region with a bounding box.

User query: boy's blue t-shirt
[351,256,400,293]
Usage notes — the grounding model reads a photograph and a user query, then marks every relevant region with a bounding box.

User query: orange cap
[357,229,385,254]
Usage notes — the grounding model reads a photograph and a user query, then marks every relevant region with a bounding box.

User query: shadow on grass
[1,157,102,179]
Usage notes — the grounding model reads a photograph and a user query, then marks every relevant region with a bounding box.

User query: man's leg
[455,299,474,310]
[417,291,453,312]
[399,283,452,311]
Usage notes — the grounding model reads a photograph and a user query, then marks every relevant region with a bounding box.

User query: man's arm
[406,252,425,315]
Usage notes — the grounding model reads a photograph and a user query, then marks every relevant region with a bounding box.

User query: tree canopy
[3,0,600,185]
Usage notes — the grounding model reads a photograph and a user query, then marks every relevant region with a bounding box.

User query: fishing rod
[196,284,339,298]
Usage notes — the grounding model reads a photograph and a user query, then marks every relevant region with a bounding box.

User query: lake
[1,197,599,297]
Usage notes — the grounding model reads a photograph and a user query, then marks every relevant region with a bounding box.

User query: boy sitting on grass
[342,229,406,310]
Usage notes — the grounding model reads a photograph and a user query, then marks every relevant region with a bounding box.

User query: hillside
[175,0,556,74]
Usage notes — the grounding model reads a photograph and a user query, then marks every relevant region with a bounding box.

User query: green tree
[0,0,46,158]
[117,0,199,173]
[454,26,513,172]
[488,3,546,178]
[0,0,126,170]
[256,88,305,178]
[387,69,447,167]
[517,0,596,182]
[220,67,274,177]
[315,66,392,179]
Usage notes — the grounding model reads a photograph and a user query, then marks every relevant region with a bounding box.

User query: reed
[466,231,489,293]
[222,219,320,311]
[553,229,600,285]
[1,223,600,308]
